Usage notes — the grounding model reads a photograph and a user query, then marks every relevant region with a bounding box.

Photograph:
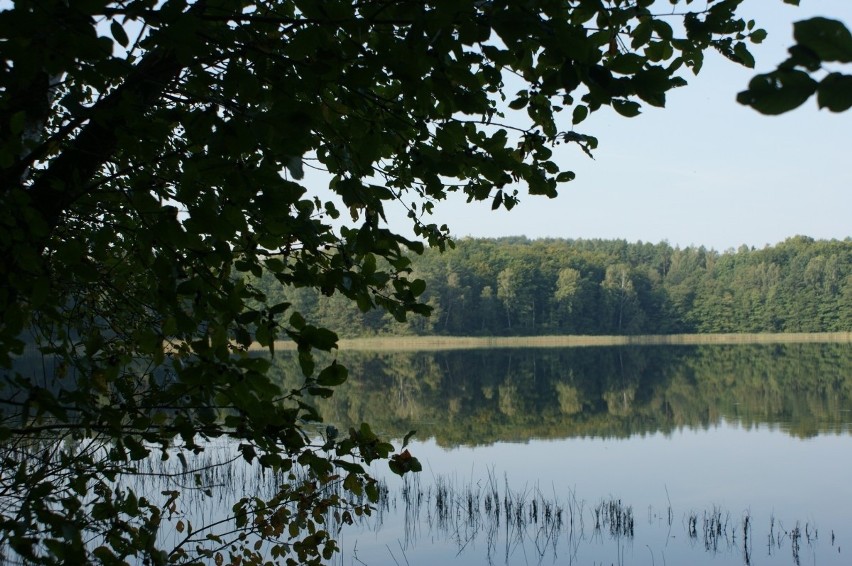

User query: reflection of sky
[343,422,852,566]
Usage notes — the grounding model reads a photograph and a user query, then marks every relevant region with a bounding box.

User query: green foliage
[0,0,838,563]
[738,17,852,113]
[252,237,852,337]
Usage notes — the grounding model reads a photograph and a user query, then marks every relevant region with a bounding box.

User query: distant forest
[251,236,852,337]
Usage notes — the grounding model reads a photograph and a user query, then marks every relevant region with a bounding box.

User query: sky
[373,1,852,252]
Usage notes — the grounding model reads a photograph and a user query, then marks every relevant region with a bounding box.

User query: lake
[275,342,852,566]
[8,341,850,565]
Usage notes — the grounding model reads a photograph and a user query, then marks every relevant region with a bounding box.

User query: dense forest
[253,236,852,336]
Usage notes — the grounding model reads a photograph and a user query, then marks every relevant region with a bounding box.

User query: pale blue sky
[379,1,852,251]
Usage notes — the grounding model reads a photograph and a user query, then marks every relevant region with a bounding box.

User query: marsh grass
[25,440,833,565]
[254,332,852,352]
[122,442,839,566]
[594,498,634,538]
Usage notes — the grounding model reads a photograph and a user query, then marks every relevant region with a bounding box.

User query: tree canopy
[253,236,852,336]
[0,0,848,563]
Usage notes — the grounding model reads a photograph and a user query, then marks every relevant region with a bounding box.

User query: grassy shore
[255,332,852,352]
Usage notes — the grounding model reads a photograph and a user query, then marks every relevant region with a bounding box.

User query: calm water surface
[295,344,852,565]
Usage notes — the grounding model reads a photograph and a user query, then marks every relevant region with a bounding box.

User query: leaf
[652,19,674,41]
[409,278,426,296]
[817,73,852,112]
[285,155,305,180]
[289,311,306,330]
[298,349,315,377]
[110,21,129,48]
[402,430,417,448]
[491,190,503,210]
[631,20,653,49]
[608,53,645,75]
[572,105,588,125]
[316,362,348,386]
[737,70,818,114]
[612,99,641,117]
[733,42,755,69]
[307,386,334,398]
[794,18,852,63]
[749,29,767,44]
[508,96,528,110]
[303,326,338,350]
[9,111,26,135]
[389,449,422,476]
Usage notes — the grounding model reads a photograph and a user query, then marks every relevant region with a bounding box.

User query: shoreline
[251,332,852,352]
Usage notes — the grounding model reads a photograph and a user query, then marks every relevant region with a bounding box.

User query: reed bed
[253,332,852,352]
[9,438,835,565]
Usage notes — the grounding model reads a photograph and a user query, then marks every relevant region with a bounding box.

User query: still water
[287,343,852,566]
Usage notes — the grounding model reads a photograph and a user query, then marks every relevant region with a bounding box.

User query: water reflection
[268,343,852,565]
[5,344,848,564]
[269,343,852,444]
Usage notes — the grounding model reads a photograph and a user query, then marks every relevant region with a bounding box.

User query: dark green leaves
[794,18,852,63]
[612,99,642,117]
[749,28,767,44]
[110,21,129,48]
[389,449,422,476]
[608,54,645,75]
[739,17,852,114]
[737,70,817,114]
[316,361,348,387]
[817,73,852,112]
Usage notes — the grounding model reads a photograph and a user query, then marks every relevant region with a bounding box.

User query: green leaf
[389,449,422,476]
[316,362,348,386]
[794,17,852,63]
[817,73,852,112]
[298,350,315,377]
[333,460,364,474]
[508,96,528,110]
[749,29,768,44]
[737,70,818,114]
[289,311,306,330]
[612,99,641,117]
[307,386,335,398]
[9,111,26,135]
[631,20,653,49]
[303,326,338,350]
[402,430,417,448]
[608,53,645,75]
[409,278,427,296]
[110,20,129,47]
[572,105,588,125]
[733,42,755,69]
[652,19,674,42]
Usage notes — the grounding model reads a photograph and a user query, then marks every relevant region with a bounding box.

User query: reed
[255,332,852,352]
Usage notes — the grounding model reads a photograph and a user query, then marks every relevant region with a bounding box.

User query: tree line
[253,235,852,336]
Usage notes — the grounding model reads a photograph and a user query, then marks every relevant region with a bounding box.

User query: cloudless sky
[375,1,852,252]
